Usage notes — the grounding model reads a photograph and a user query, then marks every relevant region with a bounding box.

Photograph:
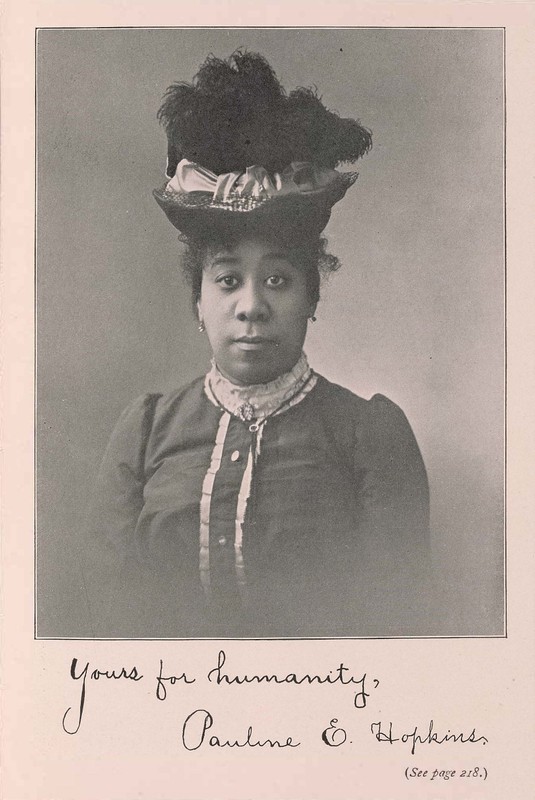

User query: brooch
[237,402,256,423]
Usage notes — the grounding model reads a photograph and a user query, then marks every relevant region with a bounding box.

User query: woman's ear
[308,303,318,321]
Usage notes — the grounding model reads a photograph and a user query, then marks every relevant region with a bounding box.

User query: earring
[309,315,317,323]
[198,321,205,332]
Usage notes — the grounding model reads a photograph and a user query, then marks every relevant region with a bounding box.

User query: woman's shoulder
[313,373,408,425]
[313,375,428,494]
[312,374,425,458]
[121,375,206,415]
[107,376,207,441]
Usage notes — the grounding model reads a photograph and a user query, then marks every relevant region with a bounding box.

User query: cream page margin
[1,2,534,799]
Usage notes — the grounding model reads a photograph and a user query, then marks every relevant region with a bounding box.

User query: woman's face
[197,237,316,385]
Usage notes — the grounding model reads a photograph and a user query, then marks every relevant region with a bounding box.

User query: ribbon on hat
[165,158,343,203]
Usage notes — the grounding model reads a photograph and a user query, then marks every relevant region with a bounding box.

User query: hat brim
[153,171,358,240]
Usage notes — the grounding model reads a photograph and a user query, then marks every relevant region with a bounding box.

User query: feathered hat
[154,51,372,240]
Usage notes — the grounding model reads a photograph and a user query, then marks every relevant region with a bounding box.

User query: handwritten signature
[60,654,489,758]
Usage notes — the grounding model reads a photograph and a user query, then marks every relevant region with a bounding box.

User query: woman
[85,51,430,638]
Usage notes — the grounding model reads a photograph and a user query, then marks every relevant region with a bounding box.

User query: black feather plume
[157,51,372,176]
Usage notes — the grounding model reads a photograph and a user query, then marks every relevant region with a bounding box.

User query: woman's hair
[180,232,341,313]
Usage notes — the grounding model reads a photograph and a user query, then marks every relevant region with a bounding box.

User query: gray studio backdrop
[36,28,504,637]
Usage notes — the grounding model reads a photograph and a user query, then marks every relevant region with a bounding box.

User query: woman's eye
[266,275,286,288]
[217,275,239,288]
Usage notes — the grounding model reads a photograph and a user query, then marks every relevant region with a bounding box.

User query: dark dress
[83,374,431,638]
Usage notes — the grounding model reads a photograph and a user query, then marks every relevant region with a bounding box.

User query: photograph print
[36,28,505,639]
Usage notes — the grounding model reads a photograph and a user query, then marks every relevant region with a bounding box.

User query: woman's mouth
[233,336,276,351]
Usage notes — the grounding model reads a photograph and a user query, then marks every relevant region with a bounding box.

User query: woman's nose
[235,283,270,322]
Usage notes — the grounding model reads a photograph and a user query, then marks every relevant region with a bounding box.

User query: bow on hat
[165,159,349,204]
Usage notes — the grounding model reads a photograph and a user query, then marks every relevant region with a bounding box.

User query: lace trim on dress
[204,352,312,423]
[198,353,318,607]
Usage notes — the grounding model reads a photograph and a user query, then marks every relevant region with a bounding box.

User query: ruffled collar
[204,353,314,423]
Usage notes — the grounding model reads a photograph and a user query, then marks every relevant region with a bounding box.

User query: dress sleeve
[81,393,160,635]
[354,394,432,632]
[357,393,429,556]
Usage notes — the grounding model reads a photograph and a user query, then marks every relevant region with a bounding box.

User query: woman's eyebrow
[207,254,239,268]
